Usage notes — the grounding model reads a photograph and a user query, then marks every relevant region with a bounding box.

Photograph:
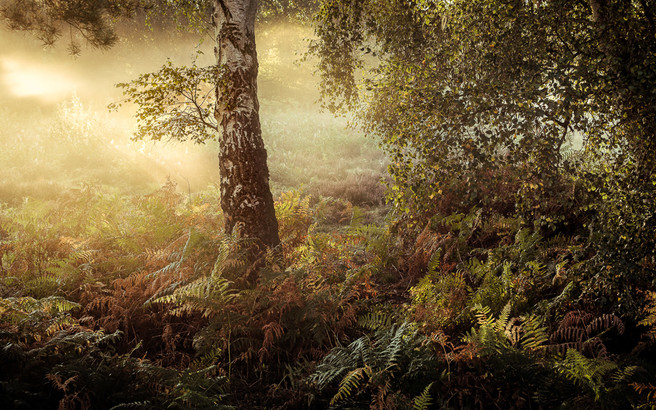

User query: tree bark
[212,0,281,260]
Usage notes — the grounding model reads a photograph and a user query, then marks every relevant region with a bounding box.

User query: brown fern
[259,321,285,360]
[46,374,90,410]
[549,310,624,358]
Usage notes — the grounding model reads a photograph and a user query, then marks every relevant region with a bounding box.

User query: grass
[0,94,388,209]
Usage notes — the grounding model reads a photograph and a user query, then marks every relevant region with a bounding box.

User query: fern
[358,311,393,331]
[312,321,437,408]
[556,349,618,401]
[146,228,202,279]
[520,314,549,352]
[330,366,371,405]
[0,295,81,338]
[148,229,242,318]
[640,291,656,342]
[549,311,624,357]
[168,366,230,409]
[24,275,62,299]
[427,247,441,274]
[108,401,152,409]
[275,190,314,255]
[190,346,224,371]
[465,303,547,355]
[412,382,433,410]
[465,304,508,354]
[632,382,656,406]
[514,228,542,265]
[153,275,236,318]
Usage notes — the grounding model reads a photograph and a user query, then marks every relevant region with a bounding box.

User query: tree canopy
[312,0,656,222]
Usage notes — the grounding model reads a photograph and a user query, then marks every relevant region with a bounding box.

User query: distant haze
[0,22,386,205]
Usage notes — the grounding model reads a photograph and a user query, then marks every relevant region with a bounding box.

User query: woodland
[0,0,655,408]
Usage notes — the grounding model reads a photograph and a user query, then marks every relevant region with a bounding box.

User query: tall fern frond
[495,302,512,333]
[413,382,434,410]
[519,315,548,352]
[427,248,442,273]
[330,366,371,406]
[639,291,656,342]
[557,349,618,401]
[379,322,410,372]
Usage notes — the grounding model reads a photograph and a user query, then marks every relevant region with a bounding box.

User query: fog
[0,22,386,205]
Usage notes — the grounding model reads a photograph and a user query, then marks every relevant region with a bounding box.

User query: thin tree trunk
[213,0,281,261]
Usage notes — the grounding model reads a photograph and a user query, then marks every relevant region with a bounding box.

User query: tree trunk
[212,0,281,260]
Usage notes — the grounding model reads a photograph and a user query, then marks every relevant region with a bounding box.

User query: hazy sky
[0,22,316,110]
[0,25,204,111]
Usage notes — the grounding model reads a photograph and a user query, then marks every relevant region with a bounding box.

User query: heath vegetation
[1,0,655,408]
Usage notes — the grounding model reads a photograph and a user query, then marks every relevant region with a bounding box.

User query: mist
[0,21,387,206]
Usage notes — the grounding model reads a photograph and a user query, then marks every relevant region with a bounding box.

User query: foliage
[464,303,548,355]
[640,292,656,344]
[576,163,656,316]
[0,0,141,53]
[110,56,219,144]
[412,382,433,410]
[0,178,392,406]
[0,176,655,407]
[258,0,319,22]
[312,0,656,223]
[311,320,439,408]
[310,0,656,355]
[0,325,230,409]
[2,0,656,407]
[456,303,643,408]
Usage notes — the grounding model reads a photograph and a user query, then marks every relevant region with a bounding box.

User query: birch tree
[1,0,283,264]
[211,0,280,258]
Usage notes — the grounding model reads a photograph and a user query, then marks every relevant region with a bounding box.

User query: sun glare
[1,57,78,101]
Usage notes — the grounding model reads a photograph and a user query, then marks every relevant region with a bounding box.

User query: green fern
[465,303,547,354]
[427,248,441,274]
[1,295,80,324]
[330,366,371,406]
[520,315,549,352]
[358,311,393,331]
[412,382,433,410]
[108,401,152,409]
[312,321,437,408]
[190,346,224,371]
[147,229,242,317]
[556,349,618,401]
[152,275,236,318]
[146,228,207,279]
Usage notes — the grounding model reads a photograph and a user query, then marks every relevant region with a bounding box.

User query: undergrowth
[1,167,655,408]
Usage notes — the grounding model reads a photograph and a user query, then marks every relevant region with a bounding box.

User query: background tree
[311,0,655,213]
[311,0,655,313]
